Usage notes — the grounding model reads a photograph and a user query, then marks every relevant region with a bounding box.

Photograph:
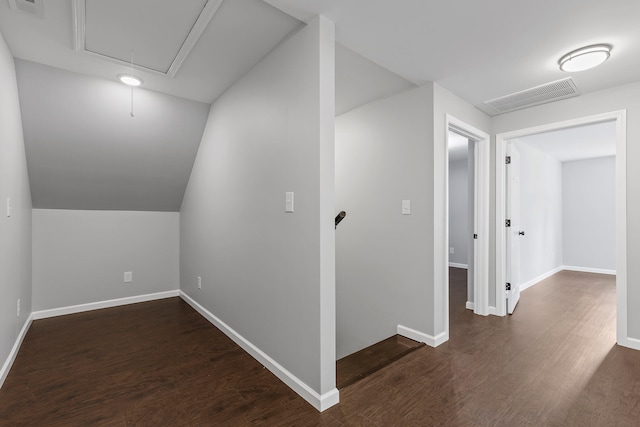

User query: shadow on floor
[336,334,424,389]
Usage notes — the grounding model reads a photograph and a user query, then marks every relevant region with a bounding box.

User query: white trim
[32,290,179,320]
[519,266,564,292]
[397,325,448,347]
[71,0,84,53]
[488,306,498,316]
[562,265,616,275]
[495,132,508,316]
[449,262,468,269]
[495,111,627,328]
[619,337,640,351]
[166,0,224,76]
[0,314,33,389]
[446,115,491,319]
[501,264,616,301]
[465,301,474,310]
[179,291,339,411]
[614,112,628,348]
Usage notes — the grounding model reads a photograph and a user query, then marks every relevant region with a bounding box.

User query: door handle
[518,231,525,236]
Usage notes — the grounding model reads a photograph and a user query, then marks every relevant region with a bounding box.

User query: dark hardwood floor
[336,335,423,389]
[1,268,638,425]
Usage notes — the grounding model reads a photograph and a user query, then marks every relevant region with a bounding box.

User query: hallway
[1,268,637,425]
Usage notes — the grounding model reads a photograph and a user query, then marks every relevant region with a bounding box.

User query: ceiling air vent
[8,0,44,18]
[480,77,579,116]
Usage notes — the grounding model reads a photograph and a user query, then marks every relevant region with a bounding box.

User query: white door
[506,142,522,314]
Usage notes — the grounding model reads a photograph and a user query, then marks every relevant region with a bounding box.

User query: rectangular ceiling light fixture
[72,0,223,77]
[480,77,580,116]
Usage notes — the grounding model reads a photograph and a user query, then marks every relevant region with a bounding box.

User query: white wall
[0,32,32,387]
[449,158,469,267]
[493,81,640,340]
[335,85,434,358]
[180,17,336,406]
[563,156,615,271]
[513,141,563,286]
[32,209,179,311]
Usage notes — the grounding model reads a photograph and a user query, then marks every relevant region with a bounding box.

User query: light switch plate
[285,192,294,213]
[124,271,133,283]
[402,199,411,215]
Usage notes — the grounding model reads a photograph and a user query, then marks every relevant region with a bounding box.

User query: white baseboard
[0,314,33,389]
[32,290,180,320]
[520,266,564,292]
[465,301,474,310]
[488,306,498,316]
[448,262,468,269]
[562,265,616,275]
[619,337,640,351]
[179,291,339,412]
[518,265,616,295]
[397,324,448,347]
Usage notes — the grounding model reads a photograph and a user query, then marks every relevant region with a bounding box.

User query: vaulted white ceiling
[0,0,301,103]
[0,0,303,211]
[1,0,638,211]
[5,0,639,110]
[266,0,640,112]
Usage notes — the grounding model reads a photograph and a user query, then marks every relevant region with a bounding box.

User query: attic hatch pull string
[130,51,135,118]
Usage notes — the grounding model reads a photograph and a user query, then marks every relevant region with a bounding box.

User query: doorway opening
[445,115,490,334]
[495,110,632,348]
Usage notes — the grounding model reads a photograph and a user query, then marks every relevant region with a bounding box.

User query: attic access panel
[72,0,222,77]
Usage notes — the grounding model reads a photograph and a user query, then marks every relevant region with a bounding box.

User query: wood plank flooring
[336,335,423,389]
[1,268,639,425]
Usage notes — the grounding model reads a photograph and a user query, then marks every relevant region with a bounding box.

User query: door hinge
[505,219,511,227]
[505,156,511,164]
[505,283,511,291]
[473,234,478,239]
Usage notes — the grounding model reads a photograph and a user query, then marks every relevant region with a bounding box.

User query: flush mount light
[559,44,612,72]
[118,74,143,87]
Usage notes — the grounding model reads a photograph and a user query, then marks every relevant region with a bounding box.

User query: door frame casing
[505,141,522,313]
[495,111,629,347]
[446,115,491,318]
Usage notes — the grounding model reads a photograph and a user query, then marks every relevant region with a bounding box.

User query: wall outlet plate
[124,271,133,283]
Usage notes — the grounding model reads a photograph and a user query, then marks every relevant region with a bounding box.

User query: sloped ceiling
[16,59,210,211]
[0,0,302,104]
[1,0,306,212]
[335,43,415,116]
[4,0,637,212]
